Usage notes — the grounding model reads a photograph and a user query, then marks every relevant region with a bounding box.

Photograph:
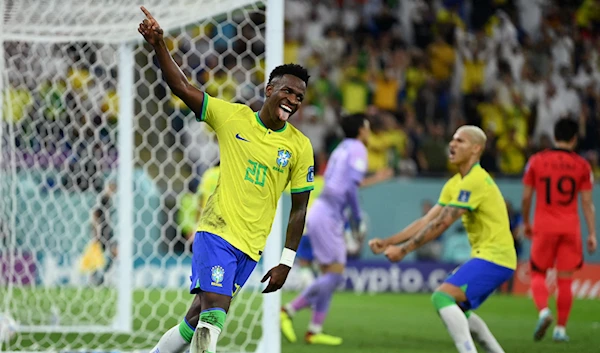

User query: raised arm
[369,203,444,254]
[138,7,205,115]
[581,190,597,254]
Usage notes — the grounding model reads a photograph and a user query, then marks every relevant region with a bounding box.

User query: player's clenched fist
[138,6,163,46]
[384,245,407,262]
[368,238,388,254]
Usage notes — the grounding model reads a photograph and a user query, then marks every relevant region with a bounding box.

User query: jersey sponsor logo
[235,133,250,142]
[211,265,225,287]
[307,166,314,182]
[458,190,471,203]
[276,149,291,168]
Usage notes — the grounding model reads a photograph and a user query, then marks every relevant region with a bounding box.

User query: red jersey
[523,149,593,234]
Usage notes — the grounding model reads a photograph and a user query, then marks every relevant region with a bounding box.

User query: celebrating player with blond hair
[371,125,516,353]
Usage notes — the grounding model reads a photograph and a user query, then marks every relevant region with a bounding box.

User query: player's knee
[431,291,456,311]
[200,292,231,313]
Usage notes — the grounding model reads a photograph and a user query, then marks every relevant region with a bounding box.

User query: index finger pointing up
[140,6,155,21]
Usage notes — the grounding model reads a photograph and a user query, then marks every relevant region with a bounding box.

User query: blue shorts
[445,258,514,311]
[296,235,313,262]
[190,231,257,297]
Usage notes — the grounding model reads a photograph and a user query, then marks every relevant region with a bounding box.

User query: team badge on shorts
[211,266,225,287]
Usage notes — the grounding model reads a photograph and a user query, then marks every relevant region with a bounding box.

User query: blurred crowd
[283,0,600,179]
[7,0,600,188]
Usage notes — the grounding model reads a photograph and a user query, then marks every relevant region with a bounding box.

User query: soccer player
[370,125,516,353]
[139,7,315,353]
[522,118,597,342]
[281,113,371,346]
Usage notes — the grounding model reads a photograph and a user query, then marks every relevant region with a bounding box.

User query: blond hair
[456,125,487,147]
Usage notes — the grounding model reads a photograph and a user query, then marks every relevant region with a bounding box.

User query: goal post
[0,0,283,352]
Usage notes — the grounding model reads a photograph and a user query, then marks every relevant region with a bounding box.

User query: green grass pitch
[281,292,600,353]
[2,289,599,352]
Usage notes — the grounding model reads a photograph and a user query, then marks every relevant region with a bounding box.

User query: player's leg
[465,311,505,353]
[529,233,559,341]
[189,233,258,353]
[151,231,256,353]
[282,214,344,345]
[552,234,584,342]
[302,262,344,345]
[150,295,202,353]
[433,258,513,353]
[431,283,477,353]
[191,292,231,353]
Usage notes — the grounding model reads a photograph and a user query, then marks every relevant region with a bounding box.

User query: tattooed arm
[384,206,467,262]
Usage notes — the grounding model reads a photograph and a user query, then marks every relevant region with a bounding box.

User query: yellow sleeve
[448,174,485,211]
[437,179,454,206]
[195,93,241,131]
[290,139,315,194]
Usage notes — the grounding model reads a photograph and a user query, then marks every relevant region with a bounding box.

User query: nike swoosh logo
[236,133,250,142]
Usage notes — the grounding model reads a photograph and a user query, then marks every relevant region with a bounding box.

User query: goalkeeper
[139,7,314,353]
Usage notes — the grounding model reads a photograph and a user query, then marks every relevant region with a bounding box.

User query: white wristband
[279,248,296,268]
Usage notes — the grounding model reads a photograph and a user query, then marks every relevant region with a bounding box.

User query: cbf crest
[276,149,291,168]
[211,265,224,287]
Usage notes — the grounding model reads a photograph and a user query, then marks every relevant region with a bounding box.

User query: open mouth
[277,103,294,122]
[280,104,293,113]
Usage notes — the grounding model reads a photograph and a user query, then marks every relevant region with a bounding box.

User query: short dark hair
[554,118,579,142]
[268,63,310,85]
[341,114,367,139]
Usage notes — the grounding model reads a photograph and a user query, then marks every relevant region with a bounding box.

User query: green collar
[255,112,287,132]
[463,162,480,178]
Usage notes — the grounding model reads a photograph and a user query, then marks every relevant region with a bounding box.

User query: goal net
[0,1,282,352]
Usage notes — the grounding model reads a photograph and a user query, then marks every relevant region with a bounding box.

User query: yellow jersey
[198,165,221,209]
[196,93,315,261]
[437,163,516,269]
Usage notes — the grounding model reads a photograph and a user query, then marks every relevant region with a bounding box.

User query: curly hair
[267,63,310,85]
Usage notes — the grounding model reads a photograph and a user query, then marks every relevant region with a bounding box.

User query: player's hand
[524,223,532,239]
[138,7,164,46]
[587,233,597,254]
[384,245,407,262]
[369,238,388,254]
[261,264,291,293]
